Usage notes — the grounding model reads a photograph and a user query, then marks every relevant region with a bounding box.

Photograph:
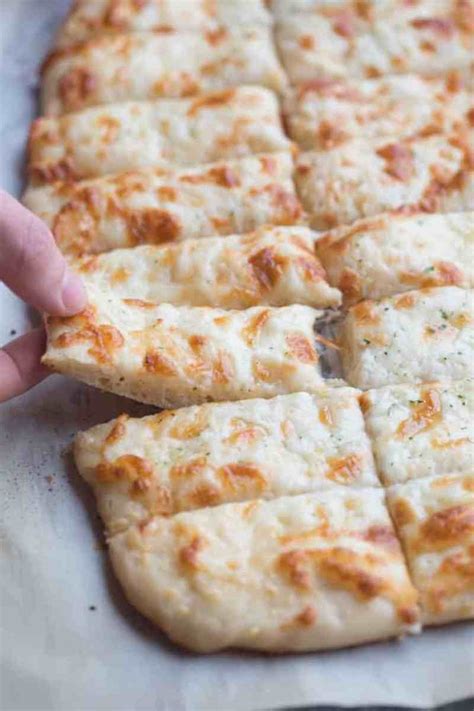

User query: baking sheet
[0,3,473,709]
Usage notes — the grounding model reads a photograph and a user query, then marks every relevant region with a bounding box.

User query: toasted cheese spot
[169,410,208,440]
[282,604,318,629]
[451,312,471,328]
[392,498,417,527]
[179,535,205,570]
[279,525,330,548]
[53,323,124,364]
[296,78,361,101]
[190,484,221,508]
[58,67,97,111]
[298,34,315,50]
[157,186,177,201]
[122,298,155,309]
[432,436,470,449]
[333,10,356,37]
[377,143,414,181]
[317,120,348,149]
[77,256,99,273]
[351,300,380,325]
[104,414,129,448]
[424,546,474,614]
[187,88,235,116]
[248,247,285,291]
[339,268,362,301]
[297,255,326,283]
[242,309,270,346]
[152,73,198,97]
[454,0,474,31]
[259,155,277,174]
[149,484,173,514]
[278,549,312,590]
[128,209,181,244]
[110,266,130,284]
[252,358,272,382]
[434,261,464,286]
[395,292,417,309]
[318,405,333,427]
[280,418,295,438]
[286,333,318,363]
[430,474,458,488]
[397,388,442,439]
[359,392,371,414]
[218,463,267,494]
[188,334,207,353]
[263,184,303,224]
[418,505,474,551]
[213,351,234,384]
[207,165,240,187]
[205,27,228,45]
[463,478,474,492]
[95,454,153,484]
[363,525,399,553]
[171,456,208,482]
[30,158,78,184]
[225,418,266,446]
[96,115,120,144]
[241,500,259,518]
[143,350,178,376]
[313,547,387,601]
[326,454,362,484]
[411,16,454,36]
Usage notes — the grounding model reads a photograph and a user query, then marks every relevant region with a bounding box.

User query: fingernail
[61,271,87,315]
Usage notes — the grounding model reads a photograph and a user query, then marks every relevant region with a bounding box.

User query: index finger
[0,190,86,316]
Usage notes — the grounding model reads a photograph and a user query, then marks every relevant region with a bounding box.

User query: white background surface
[0,2,473,709]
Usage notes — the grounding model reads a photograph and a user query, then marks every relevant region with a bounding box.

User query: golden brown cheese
[55,0,273,48]
[23,154,304,254]
[41,28,288,115]
[74,389,380,531]
[340,287,474,389]
[27,87,292,185]
[387,472,474,624]
[284,72,473,150]
[295,129,474,230]
[276,1,474,82]
[361,379,473,485]
[69,227,341,309]
[43,285,335,408]
[316,211,473,304]
[106,489,420,651]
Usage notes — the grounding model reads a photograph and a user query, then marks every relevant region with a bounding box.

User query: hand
[0,190,86,402]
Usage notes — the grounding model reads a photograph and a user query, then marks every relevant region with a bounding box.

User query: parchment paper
[0,3,473,709]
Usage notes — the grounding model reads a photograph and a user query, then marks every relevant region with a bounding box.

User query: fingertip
[60,270,87,315]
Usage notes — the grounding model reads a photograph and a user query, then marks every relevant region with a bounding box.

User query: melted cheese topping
[295,129,474,229]
[27,87,292,185]
[23,153,304,254]
[43,285,331,408]
[107,489,420,652]
[70,227,340,309]
[340,287,474,389]
[361,380,473,485]
[74,389,379,530]
[55,0,273,48]
[284,72,473,150]
[42,28,287,116]
[276,2,473,82]
[317,211,473,304]
[387,472,474,625]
